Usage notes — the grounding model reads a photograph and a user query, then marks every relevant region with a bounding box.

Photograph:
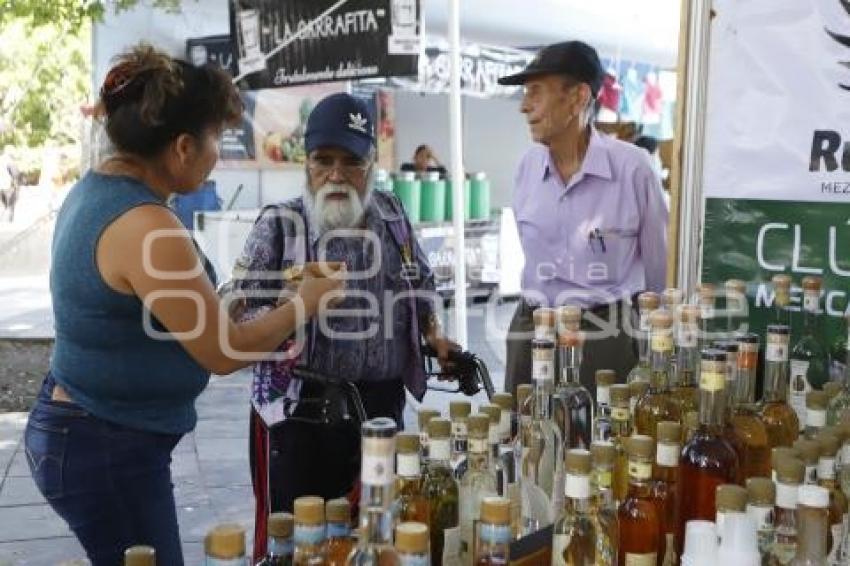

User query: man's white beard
[304,181,369,235]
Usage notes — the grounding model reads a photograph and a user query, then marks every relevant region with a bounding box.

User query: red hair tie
[100,61,139,100]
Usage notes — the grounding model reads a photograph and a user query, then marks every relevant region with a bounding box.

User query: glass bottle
[629,381,649,421]
[293,497,326,566]
[761,325,801,448]
[492,393,517,500]
[827,316,850,426]
[594,369,616,443]
[714,484,747,542]
[396,434,430,525]
[672,305,700,418]
[552,449,597,564]
[627,292,660,384]
[124,546,155,566]
[590,442,619,566]
[460,414,498,565]
[634,310,681,441]
[772,446,799,483]
[682,411,698,444]
[326,499,355,566]
[348,418,402,566]
[474,497,511,566]
[479,405,505,499]
[790,276,830,422]
[261,512,294,566]
[418,409,440,467]
[617,435,661,566]
[729,333,771,481]
[772,274,792,328]
[697,283,718,354]
[677,349,739,556]
[514,384,533,538]
[805,391,829,440]
[661,287,683,378]
[790,485,830,566]
[815,433,848,562]
[395,522,430,566]
[746,477,776,565]
[609,384,632,504]
[422,418,460,566]
[450,401,472,481]
[772,456,805,565]
[724,279,748,340]
[204,524,247,566]
[553,328,594,450]
[651,421,681,566]
[795,439,820,486]
[714,340,739,417]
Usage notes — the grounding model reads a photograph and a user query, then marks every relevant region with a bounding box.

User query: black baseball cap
[498,40,604,96]
[305,93,375,159]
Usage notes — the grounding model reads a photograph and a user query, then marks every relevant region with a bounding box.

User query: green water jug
[469,172,491,220]
[375,169,392,192]
[419,172,446,222]
[445,177,471,221]
[392,171,421,224]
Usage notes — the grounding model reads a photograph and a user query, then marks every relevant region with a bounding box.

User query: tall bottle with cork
[396,434,430,525]
[651,421,681,566]
[672,305,700,417]
[450,401,472,480]
[634,310,681,441]
[204,524,248,566]
[772,456,805,565]
[459,414,497,565]
[422,418,460,566]
[790,276,829,428]
[728,332,771,480]
[628,292,660,384]
[553,324,593,450]
[590,442,618,566]
[593,369,616,443]
[609,384,632,503]
[617,435,661,566]
[761,324,800,448]
[551,449,597,564]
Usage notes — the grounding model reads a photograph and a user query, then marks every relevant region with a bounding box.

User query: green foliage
[0,1,184,31]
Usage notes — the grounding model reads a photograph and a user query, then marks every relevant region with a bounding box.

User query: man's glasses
[307,155,371,181]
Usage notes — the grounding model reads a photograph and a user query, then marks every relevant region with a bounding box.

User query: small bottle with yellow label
[617,435,661,565]
[634,310,681,442]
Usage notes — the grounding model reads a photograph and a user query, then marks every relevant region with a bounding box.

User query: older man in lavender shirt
[498,41,668,397]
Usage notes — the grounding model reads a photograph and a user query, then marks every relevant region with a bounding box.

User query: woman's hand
[296,266,347,316]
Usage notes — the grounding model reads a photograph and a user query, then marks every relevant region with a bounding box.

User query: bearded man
[233,93,457,561]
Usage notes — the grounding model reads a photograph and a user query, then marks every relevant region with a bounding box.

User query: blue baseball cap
[304,93,375,160]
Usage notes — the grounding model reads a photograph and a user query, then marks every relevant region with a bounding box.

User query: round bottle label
[677,328,697,348]
[651,334,673,353]
[565,474,591,499]
[628,461,652,480]
[803,292,819,313]
[612,407,630,421]
[397,453,420,477]
[656,443,680,467]
[700,371,725,392]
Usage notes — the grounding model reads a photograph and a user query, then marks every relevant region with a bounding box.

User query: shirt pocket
[587,225,639,284]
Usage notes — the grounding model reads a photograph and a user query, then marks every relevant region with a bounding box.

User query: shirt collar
[542,127,614,185]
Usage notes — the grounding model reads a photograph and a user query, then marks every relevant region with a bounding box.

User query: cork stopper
[557,329,585,347]
[468,414,490,438]
[449,401,471,420]
[638,292,661,311]
[590,442,615,467]
[679,304,701,323]
[294,496,324,525]
[517,384,533,409]
[806,390,829,411]
[725,279,747,294]
[557,305,583,329]
[776,457,805,484]
[480,496,511,525]
[657,421,682,444]
[650,310,674,329]
[626,435,655,459]
[772,274,791,290]
[610,384,630,407]
[629,381,649,399]
[204,524,246,559]
[737,333,759,345]
[396,433,420,455]
[533,307,556,329]
[662,288,683,308]
[565,449,592,476]
[595,369,617,387]
[746,477,776,507]
[417,409,440,431]
[817,433,841,459]
[428,418,451,439]
[492,393,514,412]
[716,484,748,512]
[267,512,294,538]
[479,405,501,426]
[824,382,844,400]
[395,522,429,554]
[124,546,155,566]
[801,276,822,291]
[772,447,799,472]
[796,440,820,466]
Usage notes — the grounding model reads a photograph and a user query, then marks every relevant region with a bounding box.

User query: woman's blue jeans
[24,375,184,565]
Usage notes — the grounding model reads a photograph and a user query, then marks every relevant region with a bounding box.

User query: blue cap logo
[348,112,369,134]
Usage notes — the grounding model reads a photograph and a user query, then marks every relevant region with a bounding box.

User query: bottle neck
[802,291,819,334]
[637,309,651,365]
[467,437,489,472]
[764,359,789,403]
[428,438,451,466]
[649,332,673,391]
[558,344,582,385]
[533,378,552,420]
[627,457,653,496]
[675,344,698,388]
[564,473,592,512]
[795,506,828,560]
[698,368,727,428]
[735,365,756,406]
[699,305,714,351]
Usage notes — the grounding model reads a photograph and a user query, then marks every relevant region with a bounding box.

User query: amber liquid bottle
[609,384,632,503]
[635,310,681,441]
[672,305,700,418]
[396,433,430,525]
[728,332,771,481]
[760,325,800,448]
[326,498,355,566]
[815,433,848,561]
[651,421,681,566]
[677,349,739,557]
[617,435,661,566]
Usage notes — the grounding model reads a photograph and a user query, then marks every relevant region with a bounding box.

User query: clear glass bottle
[772,457,805,565]
[204,524,247,566]
[772,274,792,328]
[827,316,850,426]
[729,333,771,481]
[627,292,660,384]
[791,276,830,424]
[492,393,517,501]
[590,442,619,566]
[761,325,801,449]
[795,439,820,486]
[396,434,430,525]
[677,349,739,556]
[724,279,748,340]
[261,512,294,566]
[746,477,775,565]
[594,369,616,443]
[682,411,699,445]
[661,288,683,380]
[474,497,511,566]
[460,414,498,565]
[552,449,597,564]
[553,328,594,450]
[450,401,472,481]
[418,409,440,468]
[791,485,830,566]
[651,421,681,566]
[634,310,681,441]
[672,305,700,418]
[326,499,355,566]
[714,340,739,417]
[815,433,848,562]
[395,522,430,566]
[714,484,747,542]
[422,418,460,566]
[629,381,649,421]
[697,283,718,354]
[609,384,632,504]
[513,384,533,539]
[806,391,829,440]
[617,435,661,566]
[479,405,505,500]
[348,418,401,566]
[293,497,326,566]
[124,546,155,566]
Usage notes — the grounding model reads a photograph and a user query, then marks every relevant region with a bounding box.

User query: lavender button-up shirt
[512,128,668,308]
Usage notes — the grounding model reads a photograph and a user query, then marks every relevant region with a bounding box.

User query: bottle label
[451,421,468,438]
[397,453,420,477]
[596,469,613,490]
[362,453,394,486]
[747,504,775,557]
[806,408,826,428]
[625,553,657,565]
[399,553,430,566]
[597,385,611,406]
[656,443,680,468]
[651,334,673,353]
[677,327,697,348]
[326,523,350,539]
[789,361,810,431]
[612,407,630,421]
[532,350,554,381]
[443,526,461,560]
[469,438,488,454]
[628,461,652,481]
[565,473,591,499]
[700,371,725,392]
[429,439,450,461]
[552,534,571,566]
[803,292,819,313]
[294,524,326,546]
[419,432,429,454]
[818,457,836,480]
[535,327,556,342]
[204,559,247,566]
[776,482,798,509]
[499,411,512,439]
[640,313,650,332]
[766,336,789,362]
[478,523,511,545]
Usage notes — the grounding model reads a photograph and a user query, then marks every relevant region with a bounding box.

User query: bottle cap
[124,546,155,566]
[396,433,420,454]
[467,414,490,438]
[204,524,246,559]
[449,401,471,420]
[806,390,829,411]
[775,457,805,484]
[657,421,682,444]
[716,484,748,512]
[823,382,843,400]
[428,418,451,439]
[325,499,349,524]
[796,440,820,465]
[595,369,617,386]
[294,496,324,525]
[662,288,683,307]
[492,393,514,411]
[267,512,294,538]
[626,435,655,459]
[700,348,727,362]
[725,279,747,294]
[557,329,585,347]
[362,417,396,438]
[714,341,739,354]
[480,496,511,525]
[417,409,440,432]
[516,385,533,409]
[557,305,582,328]
[638,292,661,311]
[650,310,674,329]
[479,404,501,426]
[816,433,841,458]
[395,522,429,554]
[771,446,798,473]
[798,485,829,508]
[801,276,822,291]
[610,384,630,407]
[766,324,790,336]
[771,274,791,290]
[533,307,556,328]
[746,477,775,506]
[590,442,615,467]
[565,449,592,476]
[736,333,759,345]
[679,304,701,323]
[717,513,760,564]
[682,520,718,563]
[629,381,649,399]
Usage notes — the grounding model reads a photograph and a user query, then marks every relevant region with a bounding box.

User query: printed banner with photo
[701,0,850,376]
